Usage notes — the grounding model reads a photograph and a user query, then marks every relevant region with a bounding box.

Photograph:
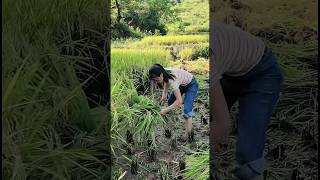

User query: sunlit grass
[183,150,209,180]
[168,0,209,34]
[137,35,208,46]
[169,59,209,74]
[111,48,171,73]
[111,48,171,152]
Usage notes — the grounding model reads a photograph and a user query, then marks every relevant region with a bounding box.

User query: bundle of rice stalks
[183,150,209,180]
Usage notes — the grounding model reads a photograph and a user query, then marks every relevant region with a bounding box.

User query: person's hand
[211,121,230,152]
[160,108,170,115]
[160,95,167,106]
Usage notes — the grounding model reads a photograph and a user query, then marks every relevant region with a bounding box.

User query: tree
[111,0,178,38]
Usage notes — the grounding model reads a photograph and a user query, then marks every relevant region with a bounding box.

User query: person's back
[165,68,193,89]
[210,22,266,84]
[209,22,284,180]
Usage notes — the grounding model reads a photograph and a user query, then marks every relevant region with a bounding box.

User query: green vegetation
[110,2,210,177]
[179,48,193,61]
[183,150,209,180]
[111,0,178,38]
[111,0,317,179]
[191,43,209,60]
[111,49,171,72]
[5,0,317,179]
[168,0,209,34]
[211,0,318,179]
[111,49,174,179]
[212,0,317,35]
[3,0,111,179]
[138,34,208,46]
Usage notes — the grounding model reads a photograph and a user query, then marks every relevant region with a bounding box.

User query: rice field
[3,0,111,179]
[4,0,315,179]
[110,3,211,176]
[111,49,171,72]
[111,0,318,179]
[206,39,318,179]
[209,0,318,179]
[137,35,209,46]
[111,36,210,179]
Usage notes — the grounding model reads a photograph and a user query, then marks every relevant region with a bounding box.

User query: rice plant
[111,48,171,171]
[111,48,171,73]
[179,48,193,61]
[3,0,111,179]
[110,0,317,179]
[137,35,208,46]
[169,59,209,74]
[183,150,209,180]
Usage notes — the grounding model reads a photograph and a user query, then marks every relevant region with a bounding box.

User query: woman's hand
[210,81,231,152]
[212,121,230,151]
[160,108,170,115]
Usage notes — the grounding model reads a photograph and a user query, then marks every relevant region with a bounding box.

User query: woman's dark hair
[149,64,175,82]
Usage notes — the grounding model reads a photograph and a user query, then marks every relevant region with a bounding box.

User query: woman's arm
[162,82,169,97]
[210,81,231,151]
[160,82,169,105]
[161,89,183,114]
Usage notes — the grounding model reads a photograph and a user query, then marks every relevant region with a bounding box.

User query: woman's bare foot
[188,131,194,143]
[178,131,194,143]
[178,132,188,142]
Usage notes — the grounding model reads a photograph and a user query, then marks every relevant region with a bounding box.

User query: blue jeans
[220,47,284,179]
[168,78,199,119]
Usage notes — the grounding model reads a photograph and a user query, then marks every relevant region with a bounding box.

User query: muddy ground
[113,73,210,180]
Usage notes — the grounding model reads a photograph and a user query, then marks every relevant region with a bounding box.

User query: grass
[180,1,316,179]
[169,59,209,74]
[110,4,209,177]
[110,0,317,179]
[110,23,210,178]
[110,33,210,178]
[269,40,318,79]
[136,35,208,46]
[111,48,171,178]
[3,0,111,179]
[179,48,193,61]
[111,48,171,72]
[212,0,318,32]
[168,0,209,34]
[185,24,209,33]
[183,150,209,180]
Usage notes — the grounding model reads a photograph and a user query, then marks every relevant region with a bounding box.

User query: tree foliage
[111,0,178,38]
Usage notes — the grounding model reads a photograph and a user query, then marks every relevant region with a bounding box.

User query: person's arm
[161,89,183,114]
[210,81,231,151]
[160,82,169,105]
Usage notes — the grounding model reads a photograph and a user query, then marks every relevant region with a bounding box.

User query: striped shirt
[210,22,266,85]
[165,68,193,91]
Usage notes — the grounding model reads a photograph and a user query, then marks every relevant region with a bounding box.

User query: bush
[112,23,145,39]
[191,43,209,60]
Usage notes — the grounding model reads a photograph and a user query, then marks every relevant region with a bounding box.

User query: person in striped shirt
[210,22,284,179]
[149,64,199,142]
